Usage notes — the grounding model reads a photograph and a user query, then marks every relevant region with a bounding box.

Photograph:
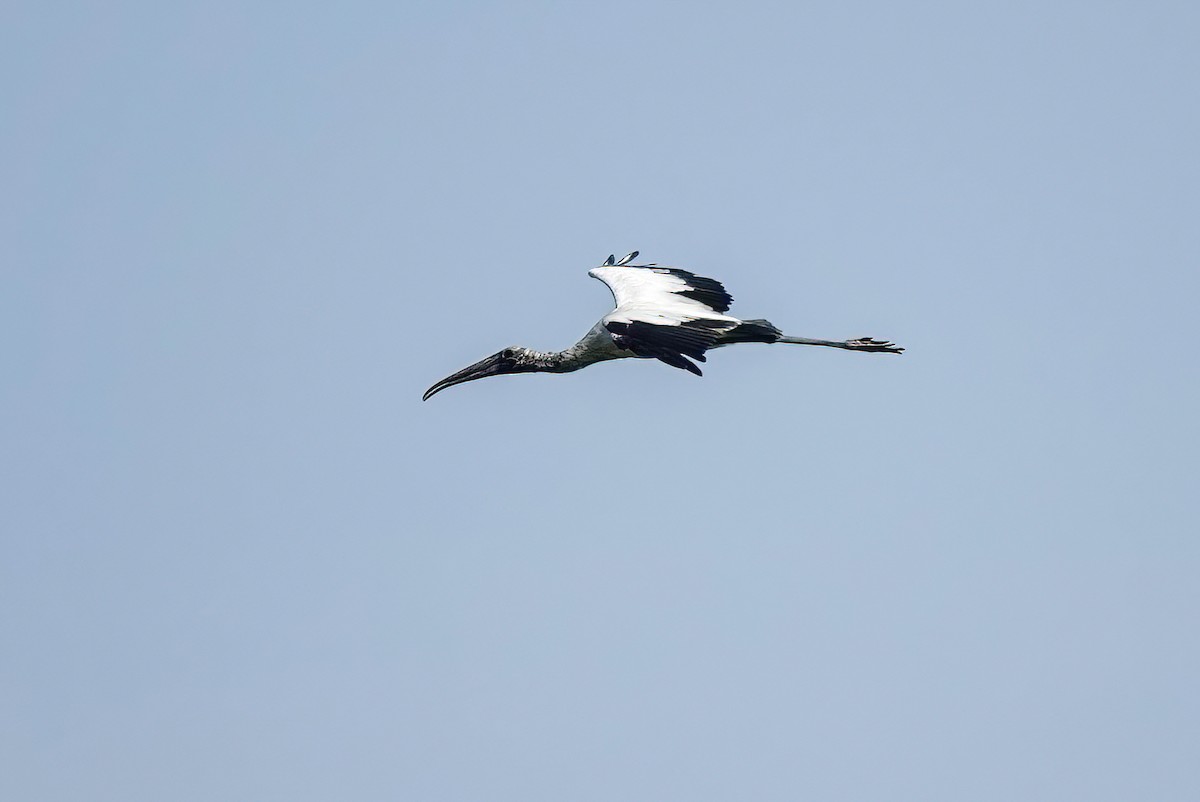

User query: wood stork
[423,251,903,400]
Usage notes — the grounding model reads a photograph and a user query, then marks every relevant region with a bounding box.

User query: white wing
[588,264,740,327]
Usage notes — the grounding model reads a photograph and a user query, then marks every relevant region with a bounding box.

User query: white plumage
[589,265,740,328]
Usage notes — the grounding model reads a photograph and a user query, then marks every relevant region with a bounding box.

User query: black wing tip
[642,267,733,312]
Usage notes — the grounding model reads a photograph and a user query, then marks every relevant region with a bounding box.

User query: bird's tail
[713,319,783,346]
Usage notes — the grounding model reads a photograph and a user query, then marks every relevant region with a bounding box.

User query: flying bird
[423,251,902,400]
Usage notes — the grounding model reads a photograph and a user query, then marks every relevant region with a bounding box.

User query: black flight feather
[605,319,728,374]
[647,267,734,312]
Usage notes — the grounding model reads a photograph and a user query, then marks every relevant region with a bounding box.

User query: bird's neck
[522,348,583,373]
[518,348,568,374]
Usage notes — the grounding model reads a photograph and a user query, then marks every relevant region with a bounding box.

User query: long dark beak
[423,351,513,401]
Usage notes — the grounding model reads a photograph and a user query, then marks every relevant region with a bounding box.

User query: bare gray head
[422,346,542,401]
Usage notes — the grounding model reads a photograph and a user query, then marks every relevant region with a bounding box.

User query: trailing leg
[778,335,903,353]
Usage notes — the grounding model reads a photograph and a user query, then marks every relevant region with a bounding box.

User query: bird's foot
[846,337,904,354]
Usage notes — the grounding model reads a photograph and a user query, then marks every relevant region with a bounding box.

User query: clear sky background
[3,2,1198,800]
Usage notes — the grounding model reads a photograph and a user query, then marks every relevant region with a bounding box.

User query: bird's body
[423,252,902,400]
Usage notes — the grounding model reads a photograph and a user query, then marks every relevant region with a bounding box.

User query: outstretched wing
[589,264,735,319]
[589,262,741,375]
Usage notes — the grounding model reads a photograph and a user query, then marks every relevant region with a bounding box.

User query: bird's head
[422,346,540,401]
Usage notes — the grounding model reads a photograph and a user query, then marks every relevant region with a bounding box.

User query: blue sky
[3,2,1199,800]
